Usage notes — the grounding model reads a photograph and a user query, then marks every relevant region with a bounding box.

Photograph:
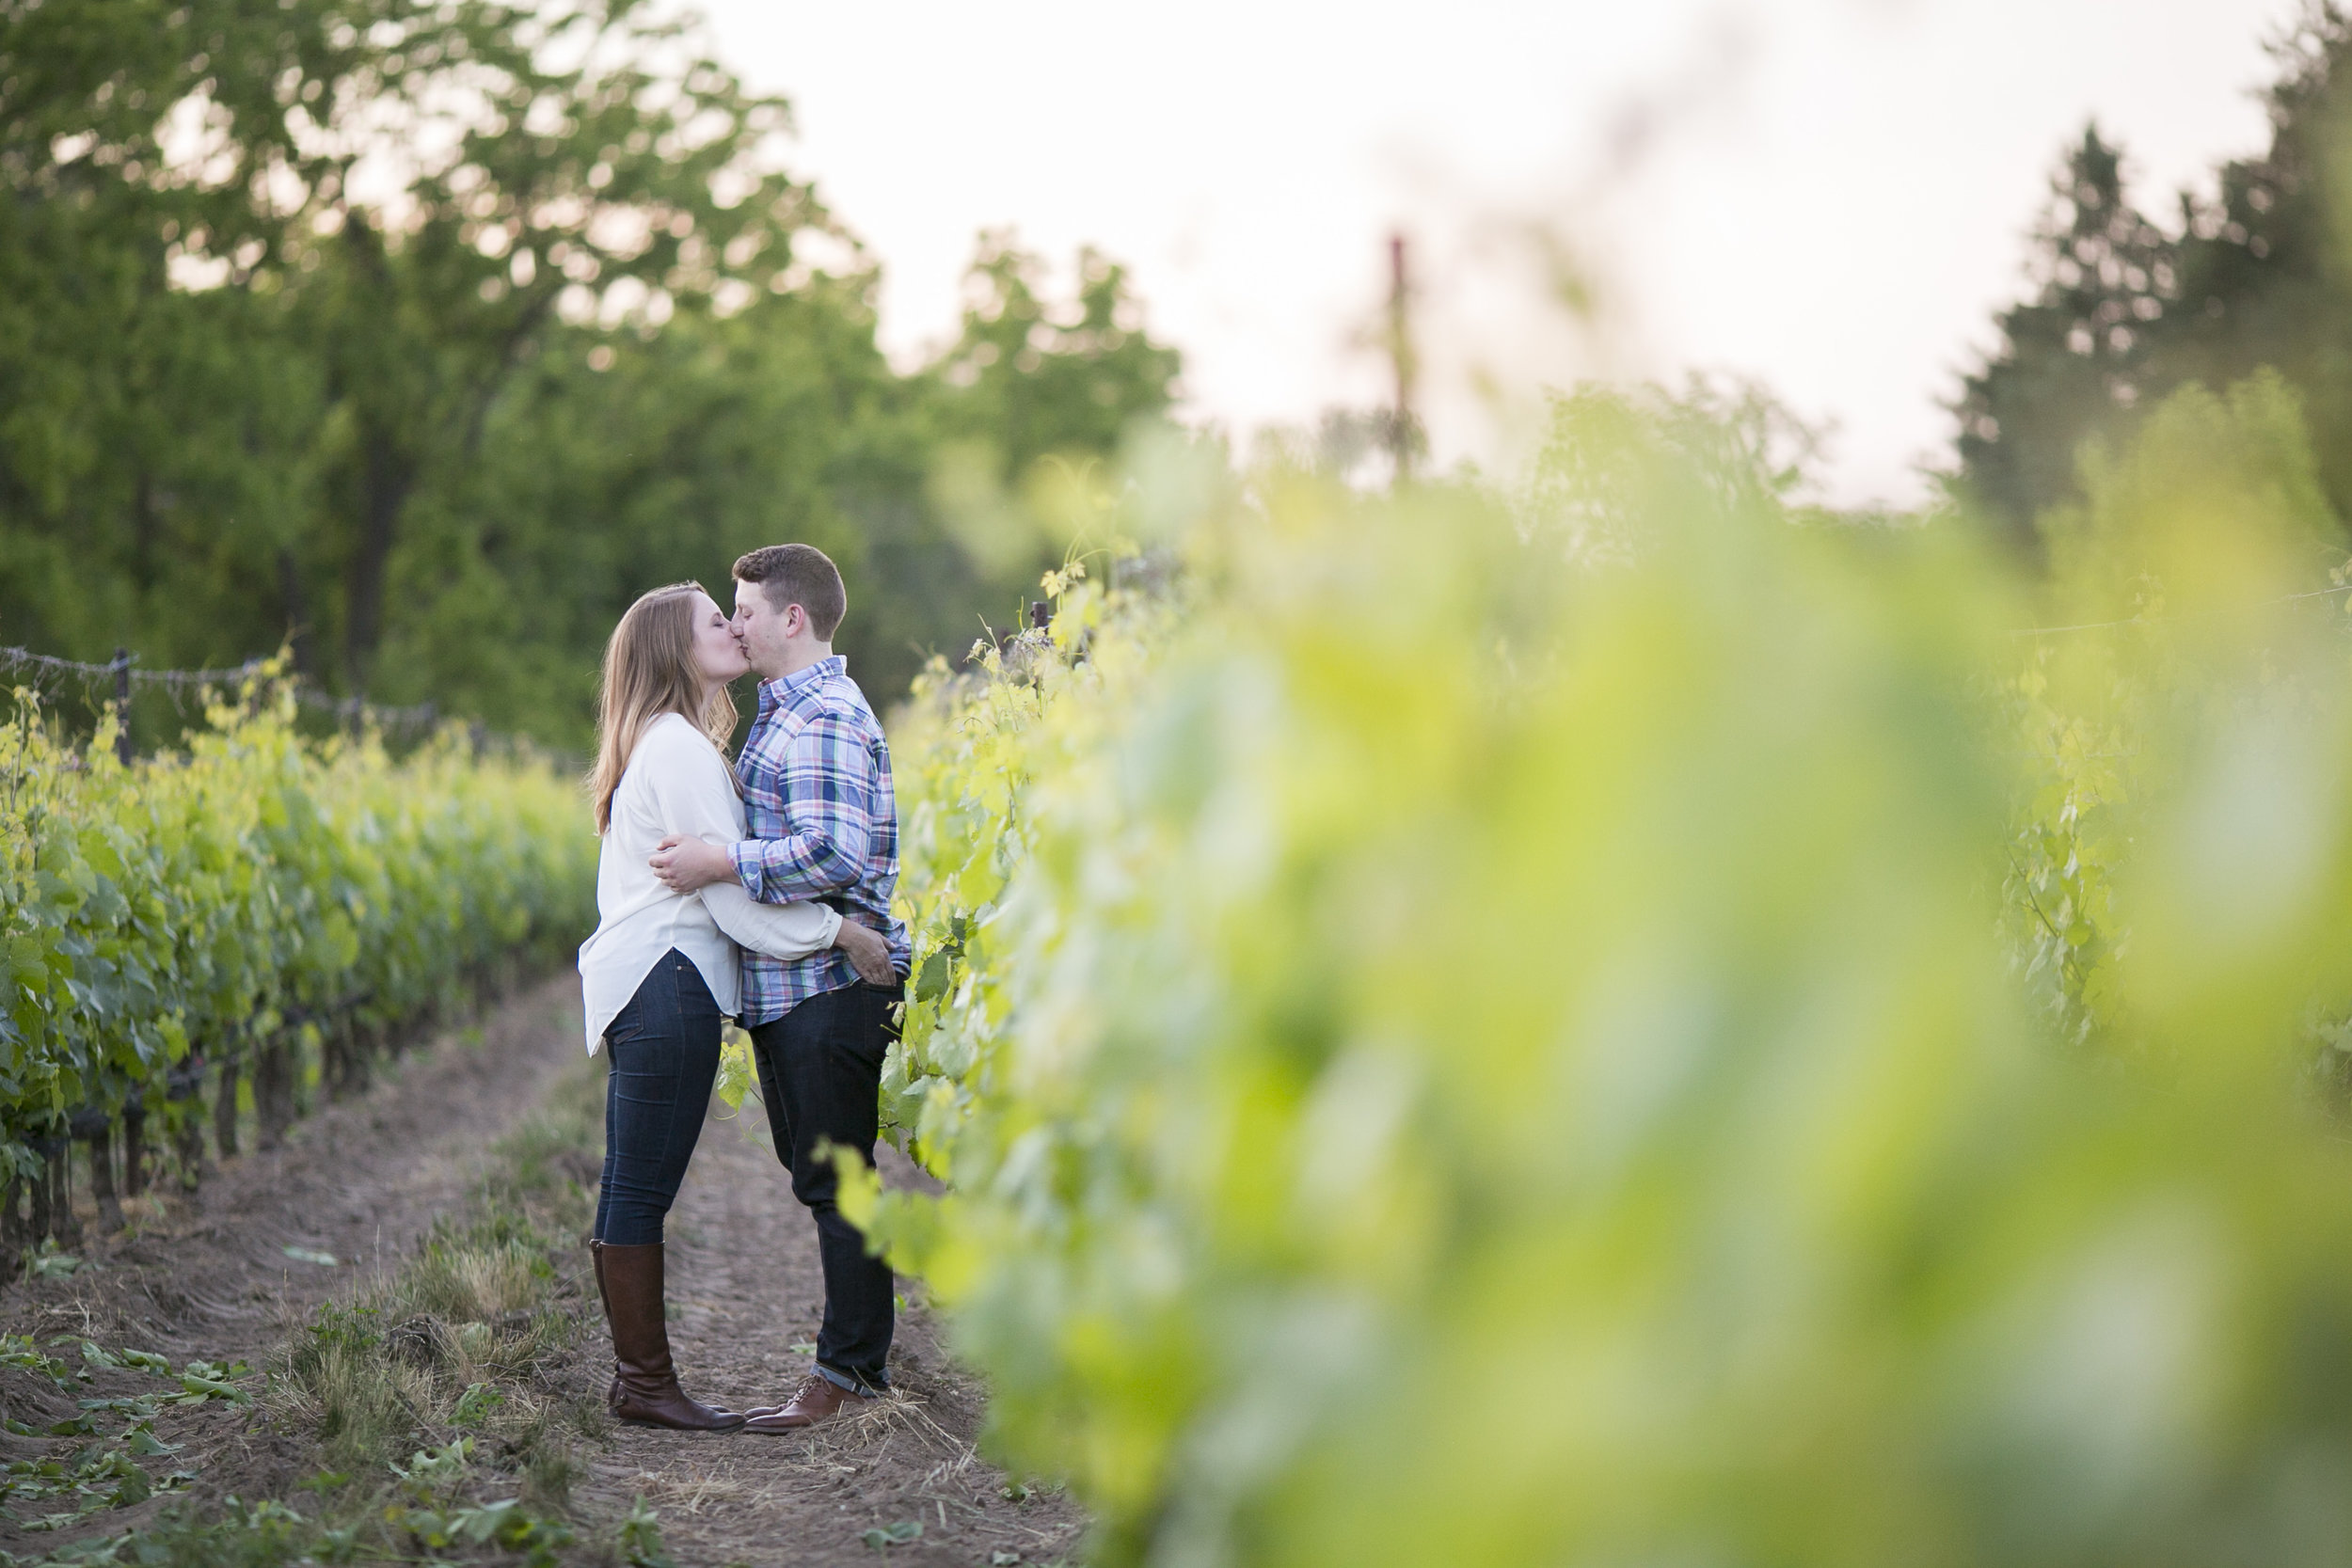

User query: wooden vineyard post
[322,1018,345,1101]
[167,1056,209,1187]
[326,1015,373,1101]
[71,1107,122,1233]
[120,1090,146,1198]
[24,1156,46,1252]
[0,1174,22,1279]
[254,1034,294,1149]
[214,1050,241,1160]
[41,1133,79,1248]
[112,648,134,766]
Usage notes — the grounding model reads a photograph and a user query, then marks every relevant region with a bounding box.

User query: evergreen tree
[2153,3,2352,509]
[1953,127,2177,553]
[1956,4,2352,549]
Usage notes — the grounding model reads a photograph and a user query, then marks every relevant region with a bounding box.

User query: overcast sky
[693,0,2302,507]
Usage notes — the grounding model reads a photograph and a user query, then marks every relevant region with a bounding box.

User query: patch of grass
[272,1054,605,1479]
[404,1222,553,1324]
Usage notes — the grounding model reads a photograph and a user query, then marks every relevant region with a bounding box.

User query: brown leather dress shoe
[592,1240,746,1432]
[742,1371,871,1433]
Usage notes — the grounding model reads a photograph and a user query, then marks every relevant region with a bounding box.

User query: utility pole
[1386,232,1418,485]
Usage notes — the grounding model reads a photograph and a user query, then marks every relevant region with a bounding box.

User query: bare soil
[0,976,1087,1566]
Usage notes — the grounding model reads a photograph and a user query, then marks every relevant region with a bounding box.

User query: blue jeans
[594,949,721,1246]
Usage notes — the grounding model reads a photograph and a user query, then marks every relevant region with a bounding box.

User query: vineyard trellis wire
[2004,580,2352,637]
[0,657,594,1274]
[0,644,442,739]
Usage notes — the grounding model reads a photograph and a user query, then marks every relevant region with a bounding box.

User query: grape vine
[856,388,2352,1566]
[0,674,594,1264]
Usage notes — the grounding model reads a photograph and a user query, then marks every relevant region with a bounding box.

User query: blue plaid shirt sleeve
[726,707,876,904]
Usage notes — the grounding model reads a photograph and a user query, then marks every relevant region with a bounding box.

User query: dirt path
[46,979,584,1349]
[0,976,1087,1567]
[566,1088,1088,1567]
[0,976,590,1553]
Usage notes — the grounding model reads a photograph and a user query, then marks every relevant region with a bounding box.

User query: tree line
[1956,3,2352,559]
[11,0,2341,752]
[0,0,1180,750]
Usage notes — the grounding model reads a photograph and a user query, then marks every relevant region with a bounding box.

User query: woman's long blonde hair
[590,582,739,833]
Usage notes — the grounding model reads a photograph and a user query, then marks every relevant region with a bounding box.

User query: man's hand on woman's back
[834,918,898,987]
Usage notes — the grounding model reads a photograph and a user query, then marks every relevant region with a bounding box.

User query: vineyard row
[0,679,596,1270]
[857,382,2352,1567]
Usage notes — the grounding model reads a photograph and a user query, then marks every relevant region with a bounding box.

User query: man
[648,542,911,1432]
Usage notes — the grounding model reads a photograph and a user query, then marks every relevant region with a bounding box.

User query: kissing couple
[575,543,909,1433]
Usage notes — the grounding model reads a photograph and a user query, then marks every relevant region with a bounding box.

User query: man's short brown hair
[733,544,847,640]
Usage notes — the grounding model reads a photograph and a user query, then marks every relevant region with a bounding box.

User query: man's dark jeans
[594,949,722,1246]
[748,980,903,1392]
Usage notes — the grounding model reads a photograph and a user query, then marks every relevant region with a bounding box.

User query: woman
[579,581,892,1431]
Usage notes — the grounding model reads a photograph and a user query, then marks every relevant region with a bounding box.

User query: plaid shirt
[727,656,910,1023]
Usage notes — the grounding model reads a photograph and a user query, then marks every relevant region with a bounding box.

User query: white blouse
[577,711,840,1053]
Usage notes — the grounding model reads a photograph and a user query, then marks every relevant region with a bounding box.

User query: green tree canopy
[0,1,1184,748]
[930,230,1184,481]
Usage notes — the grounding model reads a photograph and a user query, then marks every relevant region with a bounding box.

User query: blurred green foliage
[850,378,2352,1566]
[0,0,1181,748]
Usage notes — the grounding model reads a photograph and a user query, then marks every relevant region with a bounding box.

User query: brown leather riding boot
[593,1240,745,1431]
[743,1370,873,1433]
[589,1241,620,1411]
